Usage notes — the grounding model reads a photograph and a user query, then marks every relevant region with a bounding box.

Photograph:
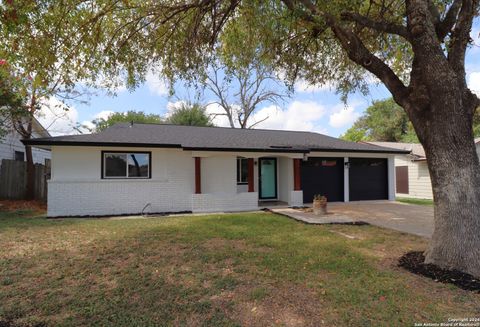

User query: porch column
[344,157,349,202]
[247,158,254,192]
[194,157,201,194]
[293,159,301,191]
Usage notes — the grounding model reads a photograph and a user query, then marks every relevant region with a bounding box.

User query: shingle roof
[365,141,426,159]
[22,123,408,154]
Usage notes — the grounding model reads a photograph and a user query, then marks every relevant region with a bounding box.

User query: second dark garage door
[349,158,388,201]
[301,157,344,203]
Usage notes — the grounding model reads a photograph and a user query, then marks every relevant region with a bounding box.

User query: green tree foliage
[341,98,418,142]
[0,61,26,138]
[474,108,480,137]
[342,99,480,142]
[167,102,213,127]
[93,111,162,132]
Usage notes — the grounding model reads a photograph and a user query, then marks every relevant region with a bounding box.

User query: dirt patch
[227,283,326,327]
[399,251,480,292]
[0,200,46,213]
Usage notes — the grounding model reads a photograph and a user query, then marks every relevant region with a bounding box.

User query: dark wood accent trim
[258,157,277,200]
[247,158,254,192]
[395,166,409,194]
[101,150,152,179]
[195,157,201,194]
[293,158,301,191]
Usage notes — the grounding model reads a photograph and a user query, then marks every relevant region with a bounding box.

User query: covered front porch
[189,151,304,213]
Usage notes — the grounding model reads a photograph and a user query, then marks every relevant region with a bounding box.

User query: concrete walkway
[270,201,434,238]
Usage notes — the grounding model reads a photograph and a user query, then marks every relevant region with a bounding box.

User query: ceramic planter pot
[313,199,327,215]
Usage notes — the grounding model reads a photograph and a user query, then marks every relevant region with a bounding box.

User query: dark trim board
[258,157,278,200]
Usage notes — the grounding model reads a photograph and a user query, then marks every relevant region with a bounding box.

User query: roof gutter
[21,139,183,149]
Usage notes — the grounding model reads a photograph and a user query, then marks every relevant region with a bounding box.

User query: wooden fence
[0,159,49,201]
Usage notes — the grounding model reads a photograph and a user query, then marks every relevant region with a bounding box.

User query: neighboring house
[366,139,480,200]
[0,117,51,166]
[23,123,406,217]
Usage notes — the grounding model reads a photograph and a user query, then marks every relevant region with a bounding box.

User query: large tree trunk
[408,88,480,278]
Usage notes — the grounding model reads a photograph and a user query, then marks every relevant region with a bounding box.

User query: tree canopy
[93,111,162,132]
[342,98,480,142]
[167,102,214,127]
[341,98,418,142]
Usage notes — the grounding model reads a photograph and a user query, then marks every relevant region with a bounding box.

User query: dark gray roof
[22,123,408,154]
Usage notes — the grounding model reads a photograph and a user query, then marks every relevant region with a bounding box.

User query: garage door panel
[301,158,344,203]
[349,158,388,201]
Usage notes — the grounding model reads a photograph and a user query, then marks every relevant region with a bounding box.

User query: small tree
[0,1,108,199]
[341,98,418,142]
[167,102,213,127]
[93,111,163,132]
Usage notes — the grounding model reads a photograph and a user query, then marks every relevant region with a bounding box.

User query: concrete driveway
[271,201,434,238]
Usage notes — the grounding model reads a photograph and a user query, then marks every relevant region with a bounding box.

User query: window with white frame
[236,157,249,184]
[102,152,151,179]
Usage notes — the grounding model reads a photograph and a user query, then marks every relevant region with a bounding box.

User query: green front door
[259,158,277,199]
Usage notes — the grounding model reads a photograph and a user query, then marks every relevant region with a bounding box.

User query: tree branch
[340,12,409,39]
[448,0,477,79]
[436,0,462,40]
[284,0,409,106]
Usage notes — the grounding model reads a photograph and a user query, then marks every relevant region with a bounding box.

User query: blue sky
[37,21,480,137]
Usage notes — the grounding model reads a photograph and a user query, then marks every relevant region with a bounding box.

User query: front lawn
[0,208,478,326]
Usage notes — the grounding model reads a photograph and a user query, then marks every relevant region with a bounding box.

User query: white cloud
[250,100,327,133]
[35,97,79,136]
[328,105,360,129]
[295,79,333,93]
[468,72,480,95]
[146,71,169,96]
[205,102,234,128]
[93,110,114,121]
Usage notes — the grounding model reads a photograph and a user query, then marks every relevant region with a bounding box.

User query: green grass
[0,209,477,326]
[397,197,434,206]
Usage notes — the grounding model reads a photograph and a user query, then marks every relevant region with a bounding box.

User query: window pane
[241,158,249,183]
[105,154,127,177]
[14,151,24,161]
[128,153,149,177]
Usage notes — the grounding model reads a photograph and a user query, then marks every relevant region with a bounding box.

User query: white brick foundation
[289,190,303,206]
[192,192,258,213]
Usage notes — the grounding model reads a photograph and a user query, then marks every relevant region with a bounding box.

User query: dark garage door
[349,158,388,201]
[301,157,344,203]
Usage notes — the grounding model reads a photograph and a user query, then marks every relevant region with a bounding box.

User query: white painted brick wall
[48,179,193,217]
[289,191,303,206]
[48,147,195,217]
[192,192,258,213]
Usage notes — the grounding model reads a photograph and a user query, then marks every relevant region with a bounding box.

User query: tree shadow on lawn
[0,212,479,326]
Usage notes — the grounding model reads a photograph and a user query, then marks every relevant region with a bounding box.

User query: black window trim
[101,150,152,179]
[236,157,249,185]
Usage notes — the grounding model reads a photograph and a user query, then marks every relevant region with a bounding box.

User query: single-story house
[366,139,480,200]
[1,117,51,167]
[23,123,407,217]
